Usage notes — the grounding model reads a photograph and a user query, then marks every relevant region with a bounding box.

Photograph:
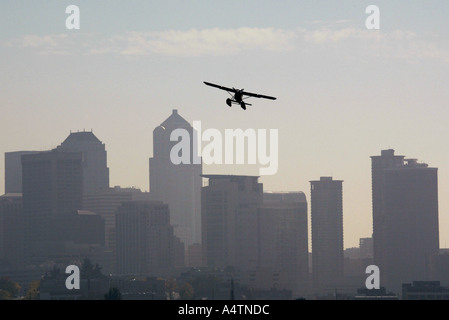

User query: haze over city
[1,0,449,252]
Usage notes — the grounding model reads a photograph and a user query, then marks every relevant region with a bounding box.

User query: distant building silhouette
[201,175,263,271]
[21,150,83,266]
[4,151,39,193]
[202,177,309,294]
[310,177,344,291]
[344,237,374,292]
[56,130,109,195]
[359,237,373,259]
[149,109,202,259]
[48,210,108,269]
[8,132,110,269]
[370,149,405,284]
[428,249,449,287]
[82,186,150,272]
[0,193,24,270]
[259,191,309,295]
[115,200,184,276]
[383,159,439,293]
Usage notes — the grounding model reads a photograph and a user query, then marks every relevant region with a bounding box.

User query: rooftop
[201,174,260,180]
[61,130,102,144]
[0,193,23,198]
[159,109,191,128]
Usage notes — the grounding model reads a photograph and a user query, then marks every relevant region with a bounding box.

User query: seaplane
[203,81,277,110]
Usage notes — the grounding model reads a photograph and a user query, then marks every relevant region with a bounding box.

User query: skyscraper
[83,187,152,273]
[149,109,202,256]
[259,192,309,294]
[56,130,109,195]
[383,159,439,293]
[310,177,344,291]
[0,193,24,270]
[82,187,146,251]
[4,151,39,194]
[201,175,263,271]
[115,200,183,276]
[21,150,83,266]
[370,149,405,281]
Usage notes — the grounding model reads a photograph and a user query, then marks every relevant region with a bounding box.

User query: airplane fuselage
[234,91,243,102]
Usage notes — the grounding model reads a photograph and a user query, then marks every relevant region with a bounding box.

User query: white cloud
[3,27,449,64]
[308,20,352,26]
[21,34,69,48]
[302,27,385,44]
[116,28,298,57]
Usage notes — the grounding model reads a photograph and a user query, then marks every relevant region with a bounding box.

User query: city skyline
[0,115,447,298]
[2,1,449,250]
[2,112,445,250]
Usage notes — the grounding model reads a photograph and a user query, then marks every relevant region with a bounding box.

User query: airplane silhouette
[204,81,276,110]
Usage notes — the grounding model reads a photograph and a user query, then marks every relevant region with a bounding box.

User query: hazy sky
[1,1,449,249]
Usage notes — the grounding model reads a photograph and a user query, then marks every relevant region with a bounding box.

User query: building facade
[310,177,344,291]
[0,193,24,270]
[115,200,183,276]
[4,151,39,194]
[201,175,263,271]
[56,130,109,195]
[82,187,147,251]
[149,109,202,257]
[370,149,405,284]
[21,150,83,266]
[383,159,439,293]
[258,192,309,294]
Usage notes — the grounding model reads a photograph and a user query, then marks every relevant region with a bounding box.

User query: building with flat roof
[82,187,148,257]
[258,191,309,295]
[115,200,183,276]
[310,177,344,292]
[21,150,83,266]
[201,175,263,271]
[0,193,24,270]
[4,151,39,194]
[370,149,405,286]
[383,159,439,294]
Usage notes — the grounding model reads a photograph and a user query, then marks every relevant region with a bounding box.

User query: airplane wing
[204,81,238,93]
[242,90,277,100]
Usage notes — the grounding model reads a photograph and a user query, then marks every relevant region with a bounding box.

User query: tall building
[0,193,24,270]
[115,200,183,276]
[56,130,109,195]
[149,109,202,254]
[21,150,83,266]
[383,159,439,293]
[310,177,344,291]
[83,187,152,273]
[83,187,146,251]
[48,209,107,266]
[201,175,263,271]
[370,149,405,281]
[259,192,309,294]
[4,151,39,193]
